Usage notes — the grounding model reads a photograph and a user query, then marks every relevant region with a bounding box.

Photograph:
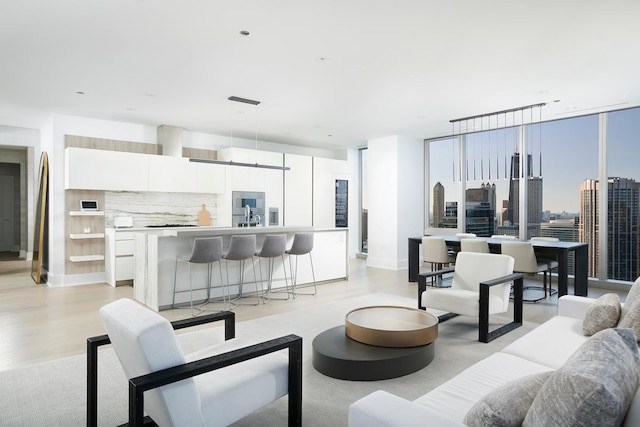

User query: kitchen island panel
[132,227,349,311]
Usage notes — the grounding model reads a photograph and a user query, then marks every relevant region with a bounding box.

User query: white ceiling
[1,0,639,150]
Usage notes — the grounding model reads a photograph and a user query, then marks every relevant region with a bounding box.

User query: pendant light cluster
[449,103,545,182]
[190,96,290,171]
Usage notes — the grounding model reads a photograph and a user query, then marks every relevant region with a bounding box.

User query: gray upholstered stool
[256,234,290,302]
[172,237,227,316]
[286,233,316,298]
[223,234,261,306]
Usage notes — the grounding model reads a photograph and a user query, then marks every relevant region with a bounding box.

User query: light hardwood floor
[0,257,615,373]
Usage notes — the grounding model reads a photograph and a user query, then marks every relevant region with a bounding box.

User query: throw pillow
[582,293,621,336]
[523,328,640,427]
[618,295,640,342]
[464,371,552,427]
[621,278,640,327]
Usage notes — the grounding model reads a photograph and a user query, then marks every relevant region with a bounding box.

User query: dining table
[408,235,589,297]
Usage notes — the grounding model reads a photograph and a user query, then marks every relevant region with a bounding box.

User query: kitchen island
[120,226,348,311]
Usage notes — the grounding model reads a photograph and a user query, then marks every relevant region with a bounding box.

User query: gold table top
[345,305,438,348]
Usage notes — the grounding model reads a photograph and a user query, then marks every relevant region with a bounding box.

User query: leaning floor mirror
[31,151,49,284]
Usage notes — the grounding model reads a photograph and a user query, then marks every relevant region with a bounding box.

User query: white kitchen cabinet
[65,147,149,191]
[148,155,196,192]
[284,154,313,226]
[195,162,226,193]
[105,229,135,286]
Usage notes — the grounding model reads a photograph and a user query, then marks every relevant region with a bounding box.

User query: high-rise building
[541,218,580,273]
[506,152,543,237]
[579,177,640,281]
[433,182,445,227]
[465,183,496,237]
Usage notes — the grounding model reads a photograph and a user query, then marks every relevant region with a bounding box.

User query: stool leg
[289,253,316,298]
[262,255,290,302]
[229,257,261,306]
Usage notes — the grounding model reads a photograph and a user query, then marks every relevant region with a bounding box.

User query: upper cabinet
[64,147,225,193]
[194,162,226,193]
[65,147,149,191]
[148,155,195,192]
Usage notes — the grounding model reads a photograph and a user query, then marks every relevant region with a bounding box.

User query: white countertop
[106,225,347,237]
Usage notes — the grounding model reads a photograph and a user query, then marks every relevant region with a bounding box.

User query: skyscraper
[506,152,543,236]
[433,182,445,228]
[466,183,496,236]
[579,177,640,281]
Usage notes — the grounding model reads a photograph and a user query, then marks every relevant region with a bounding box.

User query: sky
[428,107,640,214]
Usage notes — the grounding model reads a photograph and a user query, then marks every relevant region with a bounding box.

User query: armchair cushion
[100,298,203,427]
[422,252,514,317]
[186,337,289,427]
[523,328,640,427]
[582,293,621,336]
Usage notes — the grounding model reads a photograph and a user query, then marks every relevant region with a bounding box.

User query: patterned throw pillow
[523,328,640,427]
[464,371,552,427]
[582,293,621,336]
[618,297,640,343]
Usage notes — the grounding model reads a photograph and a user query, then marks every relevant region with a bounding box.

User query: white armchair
[418,252,524,343]
[87,298,302,426]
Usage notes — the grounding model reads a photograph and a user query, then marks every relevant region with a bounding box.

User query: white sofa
[349,295,640,427]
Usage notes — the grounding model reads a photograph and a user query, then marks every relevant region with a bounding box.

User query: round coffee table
[312,306,438,380]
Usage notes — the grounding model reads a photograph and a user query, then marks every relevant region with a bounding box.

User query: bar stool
[286,233,316,297]
[256,234,290,302]
[172,237,227,316]
[223,234,261,307]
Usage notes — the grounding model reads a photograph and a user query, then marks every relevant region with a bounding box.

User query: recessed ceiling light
[76,91,85,95]
[553,99,561,103]
[240,30,250,36]
[327,134,333,137]
[316,56,330,63]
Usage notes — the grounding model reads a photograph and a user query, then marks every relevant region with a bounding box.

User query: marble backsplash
[104,191,217,228]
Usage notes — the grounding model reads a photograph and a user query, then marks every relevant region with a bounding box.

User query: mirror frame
[31,151,49,284]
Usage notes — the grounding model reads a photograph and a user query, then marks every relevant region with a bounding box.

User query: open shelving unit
[65,192,106,270]
[69,254,105,263]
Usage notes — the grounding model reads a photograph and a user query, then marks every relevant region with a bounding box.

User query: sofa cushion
[464,371,552,427]
[582,293,621,336]
[501,315,588,369]
[523,328,640,427]
[413,352,553,423]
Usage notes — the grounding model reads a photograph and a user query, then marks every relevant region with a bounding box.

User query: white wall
[367,135,423,270]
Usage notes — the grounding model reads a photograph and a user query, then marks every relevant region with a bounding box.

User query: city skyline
[429,108,639,214]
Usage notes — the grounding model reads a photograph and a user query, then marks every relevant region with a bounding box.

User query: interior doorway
[0,166,19,255]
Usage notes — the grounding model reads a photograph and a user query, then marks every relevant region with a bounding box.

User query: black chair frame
[87,310,303,427]
[418,269,524,343]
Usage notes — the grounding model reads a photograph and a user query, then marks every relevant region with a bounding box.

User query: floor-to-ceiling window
[606,108,640,282]
[426,137,458,230]
[426,106,639,285]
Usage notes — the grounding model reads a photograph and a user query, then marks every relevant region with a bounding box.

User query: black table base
[312,326,435,381]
